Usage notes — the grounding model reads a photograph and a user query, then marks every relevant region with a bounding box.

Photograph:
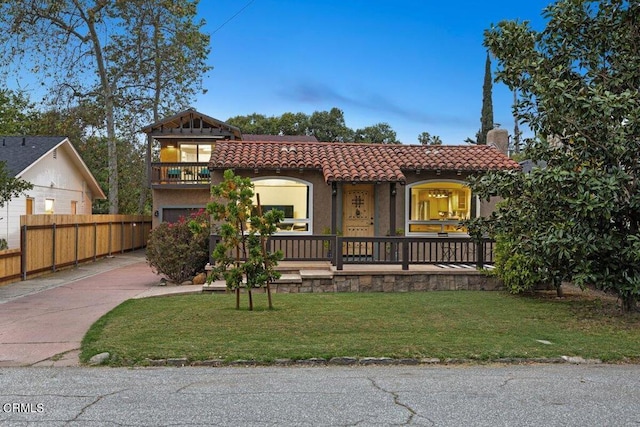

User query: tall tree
[472,0,640,312]
[354,122,399,144]
[0,0,210,213]
[476,53,494,145]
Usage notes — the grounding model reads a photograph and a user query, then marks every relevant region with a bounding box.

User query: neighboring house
[144,109,520,238]
[0,136,106,249]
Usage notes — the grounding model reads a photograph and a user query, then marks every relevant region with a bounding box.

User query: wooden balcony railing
[150,162,211,185]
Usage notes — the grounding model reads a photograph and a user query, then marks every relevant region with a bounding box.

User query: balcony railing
[151,162,211,185]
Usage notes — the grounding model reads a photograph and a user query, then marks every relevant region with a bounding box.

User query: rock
[561,356,601,364]
[88,352,110,366]
[193,272,207,285]
[180,280,193,286]
[166,358,189,367]
[329,357,358,365]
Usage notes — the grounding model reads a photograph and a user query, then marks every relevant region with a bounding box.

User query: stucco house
[144,109,519,242]
[0,136,106,249]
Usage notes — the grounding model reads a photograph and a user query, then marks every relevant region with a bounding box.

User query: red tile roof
[209,141,520,184]
[242,134,319,142]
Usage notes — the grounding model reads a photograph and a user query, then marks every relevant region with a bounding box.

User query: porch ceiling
[208,141,520,184]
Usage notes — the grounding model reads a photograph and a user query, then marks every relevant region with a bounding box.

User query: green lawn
[81,290,640,366]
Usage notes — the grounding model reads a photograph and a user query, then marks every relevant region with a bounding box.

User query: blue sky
[195,0,550,145]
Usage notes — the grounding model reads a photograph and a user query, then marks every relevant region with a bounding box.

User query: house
[0,136,106,249]
[144,109,519,240]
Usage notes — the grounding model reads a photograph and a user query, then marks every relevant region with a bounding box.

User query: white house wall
[0,146,94,249]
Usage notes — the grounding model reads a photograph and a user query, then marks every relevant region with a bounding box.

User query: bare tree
[0,0,210,213]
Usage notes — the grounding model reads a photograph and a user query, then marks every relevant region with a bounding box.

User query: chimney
[486,127,509,156]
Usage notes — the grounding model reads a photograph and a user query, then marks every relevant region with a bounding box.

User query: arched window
[406,180,474,235]
[252,177,312,234]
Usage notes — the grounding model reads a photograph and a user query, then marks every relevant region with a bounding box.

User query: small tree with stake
[206,170,283,310]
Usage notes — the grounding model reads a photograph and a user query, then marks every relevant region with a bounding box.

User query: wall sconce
[436,170,441,176]
[332,183,337,196]
[391,186,397,196]
[416,169,421,175]
[154,210,159,217]
[276,168,281,174]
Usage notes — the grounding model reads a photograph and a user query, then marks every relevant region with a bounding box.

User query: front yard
[80,288,640,366]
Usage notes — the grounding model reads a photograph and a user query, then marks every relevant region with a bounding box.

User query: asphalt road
[1,364,639,426]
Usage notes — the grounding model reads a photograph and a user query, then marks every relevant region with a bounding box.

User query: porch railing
[209,234,495,271]
[150,162,210,184]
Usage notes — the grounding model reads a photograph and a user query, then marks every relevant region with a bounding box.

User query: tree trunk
[86,13,118,213]
[248,289,253,311]
[621,295,637,313]
[266,281,273,310]
[235,287,240,310]
[556,283,564,298]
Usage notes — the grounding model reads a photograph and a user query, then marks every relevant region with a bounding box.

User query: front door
[342,184,375,255]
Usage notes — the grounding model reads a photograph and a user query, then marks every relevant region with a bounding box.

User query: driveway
[0,251,201,367]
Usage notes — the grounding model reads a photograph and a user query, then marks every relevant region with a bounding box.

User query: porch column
[389,182,397,235]
[146,134,153,188]
[331,182,338,234]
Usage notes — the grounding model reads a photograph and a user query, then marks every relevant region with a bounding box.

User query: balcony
[150,162,211,187]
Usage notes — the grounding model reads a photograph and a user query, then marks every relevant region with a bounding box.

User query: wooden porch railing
[209,234,495,271]
[150,162,210,185]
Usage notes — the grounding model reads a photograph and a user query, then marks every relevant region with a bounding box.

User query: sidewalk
[0,250,202,367]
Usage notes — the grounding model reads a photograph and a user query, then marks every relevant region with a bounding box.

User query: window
[71,201,77,215]
[252,178,312,233]
[45,199,55,214]
[407,181,472,234]
[180,144,212,162]
[26,198,34,215]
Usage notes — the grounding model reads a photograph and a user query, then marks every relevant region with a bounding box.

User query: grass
[80,289,640,366]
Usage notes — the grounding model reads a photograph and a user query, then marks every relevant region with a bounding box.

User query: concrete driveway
[0,251,201,367]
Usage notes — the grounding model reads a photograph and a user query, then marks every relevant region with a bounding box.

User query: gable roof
[242,134,319,142]
[0,136,106,199]
[209,141,520,184]
[141,108,242,139]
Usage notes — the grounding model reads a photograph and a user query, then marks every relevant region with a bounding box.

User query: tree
[475,0,640,312]
[354,122,399,144]
[226,113,281,135]
[0,0,210,213]
[418,131,443,145]
[0,161,33,208]
[207,170,283,311]
[0,89,40,135]
[307,108,354,142]
[467,53,495,145]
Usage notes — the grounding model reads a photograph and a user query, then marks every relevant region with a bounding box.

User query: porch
[204,235,502,293]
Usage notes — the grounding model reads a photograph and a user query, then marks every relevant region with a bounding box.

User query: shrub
[146,209,210,283]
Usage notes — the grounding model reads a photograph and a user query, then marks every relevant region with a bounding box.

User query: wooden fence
[0,214,151,285]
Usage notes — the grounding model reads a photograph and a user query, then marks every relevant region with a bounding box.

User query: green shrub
[146,209,210,283]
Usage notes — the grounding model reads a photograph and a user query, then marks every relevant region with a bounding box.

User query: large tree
[472,0,640,311]
[0,0,210,213]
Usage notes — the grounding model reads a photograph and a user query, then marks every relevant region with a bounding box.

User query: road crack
[68,389,126,423]
[367,377,434,425]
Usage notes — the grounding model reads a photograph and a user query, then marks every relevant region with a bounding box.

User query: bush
[146,209,210,283]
